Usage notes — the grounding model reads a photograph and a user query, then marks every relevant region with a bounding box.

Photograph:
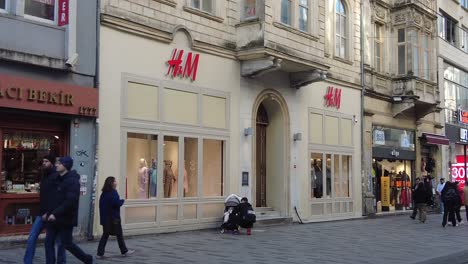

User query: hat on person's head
[59,156,74,171]
[440,178,445,180]
[43,154,56,164]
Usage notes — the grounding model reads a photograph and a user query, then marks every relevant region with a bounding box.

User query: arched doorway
[252,90,290,215]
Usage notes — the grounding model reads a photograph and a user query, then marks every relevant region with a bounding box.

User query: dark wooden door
[256,104,268,207]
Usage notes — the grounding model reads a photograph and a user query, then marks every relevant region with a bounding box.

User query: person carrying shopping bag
[96,176,134,259]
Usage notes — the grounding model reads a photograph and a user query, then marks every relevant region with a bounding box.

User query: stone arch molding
[171,25,194,49]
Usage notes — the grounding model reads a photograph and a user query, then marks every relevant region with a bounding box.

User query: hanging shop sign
[324,86,341,109]
[459,109,468,125]
[0,73,98,117]
[373,129,385,145]
[166,48,200,81]
[451,155,468,185]
[58,0,69,27]
[461,128,468,143]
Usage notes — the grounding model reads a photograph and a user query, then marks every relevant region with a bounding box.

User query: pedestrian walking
[436,178,446,215]
[96,176,134,259]
[24,155,66,264]
[464,183,468,222]
[413,182,430,223]
[442,181,458,227]
[410,178,421,220]
[44,156,94,264]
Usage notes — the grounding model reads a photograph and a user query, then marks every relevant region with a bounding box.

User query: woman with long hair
[96,177,134,259]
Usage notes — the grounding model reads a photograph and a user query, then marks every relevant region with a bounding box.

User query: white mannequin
[138,158,148,199]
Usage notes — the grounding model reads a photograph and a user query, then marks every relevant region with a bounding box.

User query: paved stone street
[3,214,468,264]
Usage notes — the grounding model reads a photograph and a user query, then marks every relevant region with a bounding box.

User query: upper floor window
[422,34,430,79]
[244,0,257,19]
[281,0,292,25]
[462,0,468,9]
[191,0,213,14]
[409,30,420,77]
[299,0,308,32]
[397,28,406,75]
[439,13,457,46]
[335,0,347,58]
[24,0,56,23]
[374,24,383,72]
[462,28,468,53]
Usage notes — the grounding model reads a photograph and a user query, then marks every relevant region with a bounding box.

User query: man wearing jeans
[436,178,446,215]
[45,156,93,264]
[24,155,66,264]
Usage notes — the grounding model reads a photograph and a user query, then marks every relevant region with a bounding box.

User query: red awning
[422,133,449,145]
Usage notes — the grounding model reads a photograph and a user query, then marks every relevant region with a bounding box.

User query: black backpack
[445,188,458,203]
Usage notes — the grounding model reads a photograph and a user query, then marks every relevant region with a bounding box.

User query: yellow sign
[381,176,390,207]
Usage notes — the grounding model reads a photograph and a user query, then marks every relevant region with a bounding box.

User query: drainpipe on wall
[66,0,78,67]
[360,0,374,215]
[86,0,101,241]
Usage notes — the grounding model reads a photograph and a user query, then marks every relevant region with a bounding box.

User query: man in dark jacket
[44,156,94,264]
[413,182,431,223]
[442,181,458,227]
[24,155,66,264]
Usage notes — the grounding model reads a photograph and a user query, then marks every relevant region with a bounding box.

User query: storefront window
[25,0,56,22]
[342,155,351,197]
[373,159,412,211]
[203,139,224,197]
[163,136,179,198]
[126,133,157,200]
[334,155,340,197]
[184,138,198,197]
[0,0,5,9]
[2,131,61,193]
[325,154,332,198]
[311,153,323,198]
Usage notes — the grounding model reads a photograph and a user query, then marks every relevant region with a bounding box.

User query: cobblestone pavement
[3,214,468,264]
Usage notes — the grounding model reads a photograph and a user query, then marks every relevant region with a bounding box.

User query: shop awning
[422,133,449,145]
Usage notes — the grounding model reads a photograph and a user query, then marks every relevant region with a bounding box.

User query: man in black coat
[44,156,94,264]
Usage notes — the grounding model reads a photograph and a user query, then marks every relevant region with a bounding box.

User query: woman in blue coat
[96,177,134,258]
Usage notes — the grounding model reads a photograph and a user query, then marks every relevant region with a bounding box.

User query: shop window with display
[311,152,352,199]
[2,131,61,193]
[126,133,225,200]
[1,130,63,233]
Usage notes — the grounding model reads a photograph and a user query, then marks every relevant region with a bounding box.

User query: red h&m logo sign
[324,86,342,109]
[166,49,200,81]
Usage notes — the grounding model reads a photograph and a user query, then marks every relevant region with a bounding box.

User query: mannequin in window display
[149,159,157,197]
[164,160,176,198]
[312,161,323,198]
[138,159,148,199]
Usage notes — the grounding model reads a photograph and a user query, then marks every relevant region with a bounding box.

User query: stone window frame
[275,0,319,38]
[335,0,348,59]
[183,0,224,23]
[374,23,384,73]
[396,28,407,76]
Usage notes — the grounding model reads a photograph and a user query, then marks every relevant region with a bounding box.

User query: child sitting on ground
[238,197,256,235]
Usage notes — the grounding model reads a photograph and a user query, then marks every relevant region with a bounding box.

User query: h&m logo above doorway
[166,49,200,81]
[324,86,341,109]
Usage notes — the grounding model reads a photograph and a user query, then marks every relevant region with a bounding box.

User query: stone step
[256,210,281,218]
[255,216,293,227]
[255,207,274,212]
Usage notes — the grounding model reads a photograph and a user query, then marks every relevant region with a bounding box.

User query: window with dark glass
[439,13,457,45]
[0,0,5,9]
[25,0,56,22]
[397,28,406,75]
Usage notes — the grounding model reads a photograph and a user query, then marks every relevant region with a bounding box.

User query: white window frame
[21,0,59,25]
[397,28,407,75]
[0,0,8,13]
[461,27,468,54]
[298,0,309,32]
[374,23,383,72]
[335,0,347,58]
[190,0,215,15]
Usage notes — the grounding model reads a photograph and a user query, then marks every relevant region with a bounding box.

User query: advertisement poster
[381,176,390,210]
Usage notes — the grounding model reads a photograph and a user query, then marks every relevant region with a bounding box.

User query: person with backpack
[442,181,458,227]
[237,197,256,235]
